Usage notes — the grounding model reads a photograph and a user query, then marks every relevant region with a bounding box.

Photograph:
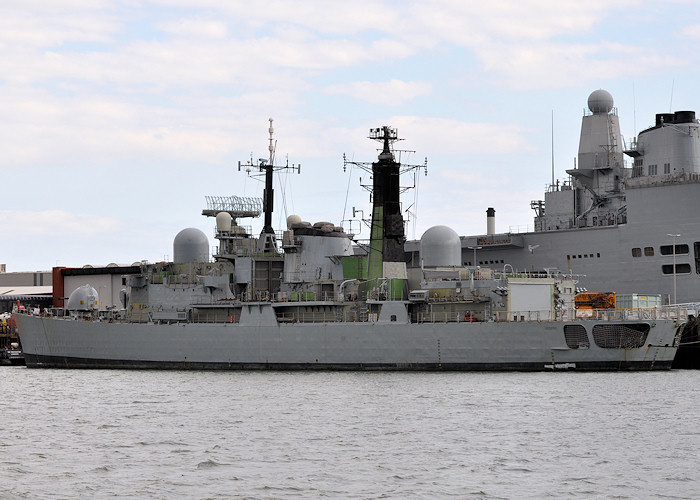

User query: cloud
[682,24,700,39]
[0,210,124,236]
[1,0,682,93]
[0,86,308,169]
[151,0,405,36]
[474,41,686,89]
[326,80,432,105]
[154,18,229,39]
[388,116,534,155]
[0,2,119,50]
[411,0,631,45]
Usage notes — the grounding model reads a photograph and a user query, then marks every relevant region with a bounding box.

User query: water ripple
[0,370,698,498]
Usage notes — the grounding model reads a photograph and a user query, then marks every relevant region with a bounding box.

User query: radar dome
[174,228,209,263]
[287,214,302,229]
[588,89,614,114]
[420,225,461,267]
[215,212,232,232]
[67,284,99,311]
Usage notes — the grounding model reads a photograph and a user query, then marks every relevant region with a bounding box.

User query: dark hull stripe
[23,354,674,371]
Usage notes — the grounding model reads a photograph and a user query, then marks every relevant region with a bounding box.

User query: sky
[2,0,700,271]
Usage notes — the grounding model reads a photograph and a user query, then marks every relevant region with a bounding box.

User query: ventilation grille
[564,324,590,349]
[592,323,650,349]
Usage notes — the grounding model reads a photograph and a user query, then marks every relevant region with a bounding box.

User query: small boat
[0,342,24,366]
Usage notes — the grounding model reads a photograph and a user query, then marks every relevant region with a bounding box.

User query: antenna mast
[551,110,555,186]
[238,118,301,254]
[343,126,427,280]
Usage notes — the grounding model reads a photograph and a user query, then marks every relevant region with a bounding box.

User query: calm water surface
[1,368,698,499]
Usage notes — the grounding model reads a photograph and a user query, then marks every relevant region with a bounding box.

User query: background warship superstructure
[406,89,700,305]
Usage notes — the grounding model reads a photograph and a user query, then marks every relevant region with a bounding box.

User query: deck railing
[17,303,691,326]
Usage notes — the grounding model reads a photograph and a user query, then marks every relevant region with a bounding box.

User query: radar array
[202,195,262,219]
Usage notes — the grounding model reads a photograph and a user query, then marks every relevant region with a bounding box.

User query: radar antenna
[202,196,262,220]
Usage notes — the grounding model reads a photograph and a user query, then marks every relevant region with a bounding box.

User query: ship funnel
[487,207,496,235]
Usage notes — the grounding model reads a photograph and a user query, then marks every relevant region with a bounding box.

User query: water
[1,368,698,499]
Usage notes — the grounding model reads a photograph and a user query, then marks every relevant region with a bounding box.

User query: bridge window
[632,248,641,258]
[644,247,654,256]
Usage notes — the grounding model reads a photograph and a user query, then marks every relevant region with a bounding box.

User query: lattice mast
[344,126,427,280]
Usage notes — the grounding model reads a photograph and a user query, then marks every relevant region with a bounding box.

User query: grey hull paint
[15,314,678,371]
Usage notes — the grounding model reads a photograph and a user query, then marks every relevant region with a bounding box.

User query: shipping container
[615,294,662,310]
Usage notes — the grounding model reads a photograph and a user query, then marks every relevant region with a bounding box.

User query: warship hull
[13,116,688,371]
[15,313,679,371]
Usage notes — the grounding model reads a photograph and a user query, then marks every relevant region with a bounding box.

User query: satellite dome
[174,228,209,263]
[287,214,302,229]
[588,89,614,114]
[67,284,99,311]
[420,225,461,267]
[215,212,232,232]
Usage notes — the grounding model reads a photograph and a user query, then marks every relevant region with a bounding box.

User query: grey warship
[407,89,700,305]
[14,123,682,370]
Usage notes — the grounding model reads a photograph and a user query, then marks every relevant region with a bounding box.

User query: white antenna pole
[633,82,637,137]
[670,80,675,112]
[268,118,274,165]
[551,110,555,186]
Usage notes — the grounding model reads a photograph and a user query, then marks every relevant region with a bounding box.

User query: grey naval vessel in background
[407,89,700,305]
[407,89,700,366]
[14,121,682,370]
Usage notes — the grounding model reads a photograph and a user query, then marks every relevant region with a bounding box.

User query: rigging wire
[276,166,294,230]
[342,153,355,227]
[412,168,421,240]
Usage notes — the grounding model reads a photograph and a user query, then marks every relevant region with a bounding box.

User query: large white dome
[588,89,614,114]
[67,284,99,311]
[173,228,209,263]
[420,225,461,267]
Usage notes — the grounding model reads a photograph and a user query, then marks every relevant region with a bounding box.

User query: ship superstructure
[405,90,700,305]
